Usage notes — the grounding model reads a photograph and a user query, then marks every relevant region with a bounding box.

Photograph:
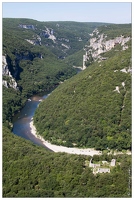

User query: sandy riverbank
[29,119,102,156]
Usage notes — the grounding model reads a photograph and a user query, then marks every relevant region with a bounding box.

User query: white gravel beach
[29,120,102,156]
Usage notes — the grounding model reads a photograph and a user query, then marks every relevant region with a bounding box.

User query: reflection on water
[12,74,79,149]
[12,93,50,148]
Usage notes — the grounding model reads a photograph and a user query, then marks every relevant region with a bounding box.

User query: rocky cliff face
[18,22,90,59]
[26,35,41,45]
[40,27,56,43]
[2,55,18,90]
[2,55,9,76]
[83,28,131,69]
[19,24,35,30]
[19,24,56,44]
[2,50,43,90]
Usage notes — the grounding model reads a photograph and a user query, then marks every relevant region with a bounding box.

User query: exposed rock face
[120,67,132,74]
[89,34,130,58]
[61,43,70,49]
[40,27,56,43]
[2,55,11,76]
[83,53,88,70]
[26,35,41,45]
[3,76,18,90]
[2,80,8,88]
[19,24,35,30]
[114,86,120,93]
[2,55,18,90]
[2,50,43,90]
[26,39,35,45]
[9,78,18,89]
[23,26,57,44]
[83,28,131,69]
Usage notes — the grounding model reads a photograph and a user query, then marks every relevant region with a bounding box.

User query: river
[12,69,82,148]
[12,68,131,156]
[12,93,52,149]
[12,69,102,155]
[12,89,102,156]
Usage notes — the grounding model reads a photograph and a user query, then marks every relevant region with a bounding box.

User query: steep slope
[3,19,80,124]
[3,126,131,197]
[64,49,85,68]
[34,27,131,151]
[3,18,109,59]
[2,20,132,198]
[3,19,110,125]
[83,24,131,68]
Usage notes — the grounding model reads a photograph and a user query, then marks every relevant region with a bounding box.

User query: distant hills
[34,24,131,151]
[2,18,110,124]
[3,18,109,59]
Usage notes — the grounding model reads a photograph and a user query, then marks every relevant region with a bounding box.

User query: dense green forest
[3,126,131,197]
[2,18,132,197]
[64,48,85,67]
[34,42,131,150]
[3,18,108,58]
[3,18,110,125]
[97,24,131,40]
[3,19,82,125]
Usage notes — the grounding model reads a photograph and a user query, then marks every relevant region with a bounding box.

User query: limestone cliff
[83,28,131,69]
[19,24,35,30]
[2,55,18,90]
[26,34,41,45]
[2,50,43,90]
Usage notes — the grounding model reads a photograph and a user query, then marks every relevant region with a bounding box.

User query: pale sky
[2,1,132,24]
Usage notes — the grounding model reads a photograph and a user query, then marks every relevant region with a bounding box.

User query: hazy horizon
[2,2,132,24]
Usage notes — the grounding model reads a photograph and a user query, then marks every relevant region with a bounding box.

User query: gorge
[12,89,102,156]
[3,19,132,198]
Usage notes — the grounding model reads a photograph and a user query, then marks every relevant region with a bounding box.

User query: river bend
[12,93,51,149]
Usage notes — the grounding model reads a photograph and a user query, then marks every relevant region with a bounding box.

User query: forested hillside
[3,18,107,58]
[3,19,108,125]
[97,24,131,40]
[34,35,131,151]
[3,126,131,197]
[2,19,132,197]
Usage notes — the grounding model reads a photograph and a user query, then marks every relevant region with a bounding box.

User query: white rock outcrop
[114,86,120,93]
[88,33,130,60]
[2,55,11,76]
[120,67,132,74]
[26,39,35,45]
[19,24,35,30]
[26,34,42,45]
[82,28,131,69]
[61,43,70,49]
[43,27,56,42]
[2,80,8,88]
[2,55,18,90]
[122,82,125,88]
